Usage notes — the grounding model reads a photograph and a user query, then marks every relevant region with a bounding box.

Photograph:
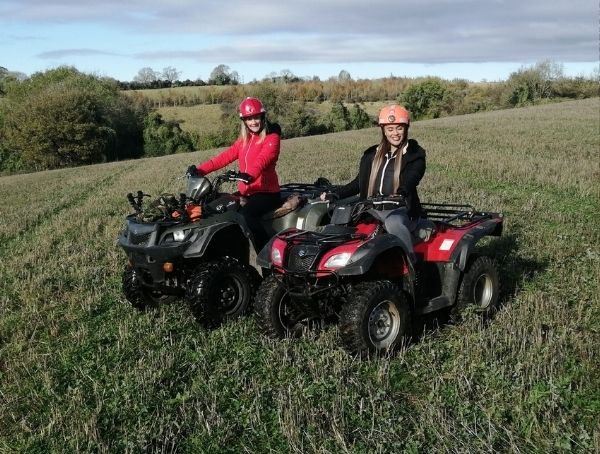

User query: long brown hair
[240,115,267,144]
[366,127,408,197]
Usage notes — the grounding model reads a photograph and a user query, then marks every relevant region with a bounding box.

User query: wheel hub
[217,276,243,313]
[473,274,493,309]
[368,300,400,348]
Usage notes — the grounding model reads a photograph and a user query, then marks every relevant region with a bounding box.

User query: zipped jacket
[197,130,280,196]
[335,138,426,218]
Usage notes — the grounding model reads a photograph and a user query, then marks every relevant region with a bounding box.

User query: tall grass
[1,98,598,452]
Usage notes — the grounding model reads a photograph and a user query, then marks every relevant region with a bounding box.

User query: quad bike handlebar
[368,194,406,210]
[218,170,250,183]
[330,195,406,226]
[351,195,407,215]
[184,167,247,183]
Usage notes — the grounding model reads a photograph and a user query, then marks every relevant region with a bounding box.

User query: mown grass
[1,98,598,452]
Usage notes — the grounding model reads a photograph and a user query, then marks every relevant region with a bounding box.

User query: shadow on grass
[477,232,548,305]
[411,232,547,342]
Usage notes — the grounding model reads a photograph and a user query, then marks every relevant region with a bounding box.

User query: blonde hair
[240,116,267,144]
[366,127,408,197]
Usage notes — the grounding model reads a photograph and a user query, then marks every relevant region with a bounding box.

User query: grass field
[158,103,225,134]
[1,98,599,452]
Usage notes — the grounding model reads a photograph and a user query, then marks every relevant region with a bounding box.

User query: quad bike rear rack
[421,203,500,227]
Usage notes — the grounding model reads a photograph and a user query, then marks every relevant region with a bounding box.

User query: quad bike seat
[412,218,436,244]
[268,193,306,219]
[317,224,356,236]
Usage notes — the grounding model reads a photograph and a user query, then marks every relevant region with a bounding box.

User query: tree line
[118,64,241,91]
[0,62,597,174]
[131,62,598,114]
[0,67,373,173]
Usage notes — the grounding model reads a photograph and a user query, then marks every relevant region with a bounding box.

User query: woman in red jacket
[189,97,281,250]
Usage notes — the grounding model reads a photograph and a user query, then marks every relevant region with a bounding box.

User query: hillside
[1,98,598,452]
[156,100,390,135]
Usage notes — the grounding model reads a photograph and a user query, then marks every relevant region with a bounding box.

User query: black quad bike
[254,197,504,356]
[117,170,338,326]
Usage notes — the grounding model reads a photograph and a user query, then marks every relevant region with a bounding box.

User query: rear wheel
[455,255,500,318]
[339,280,410,356]
[254,275,314,338]
[186,257,260,327]
[122,265,175,310]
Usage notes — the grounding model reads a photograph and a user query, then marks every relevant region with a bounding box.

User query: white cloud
[1,0,596,80]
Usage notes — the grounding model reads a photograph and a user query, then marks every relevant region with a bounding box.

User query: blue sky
[1,0,597,82]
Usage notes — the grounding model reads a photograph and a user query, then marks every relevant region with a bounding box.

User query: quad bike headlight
[161,229,189,244]
[173,230,186,241]
[323,252,352,269]
[271,247,282,266]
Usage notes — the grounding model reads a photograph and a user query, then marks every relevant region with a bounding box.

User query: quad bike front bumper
[118,220,193,292]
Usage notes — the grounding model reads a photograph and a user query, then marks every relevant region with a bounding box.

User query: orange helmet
[378,105,410,126]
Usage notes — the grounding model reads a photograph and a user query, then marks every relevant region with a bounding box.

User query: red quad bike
[254,197,504,356]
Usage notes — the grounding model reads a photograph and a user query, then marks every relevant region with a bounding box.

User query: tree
[0,67,25,96]
[1,67,146,170]
[143,112,194,156]
[348,104,372,129]
[506,60,564,106]
[209,64,238,85]
[263,72,278,82]
[327,102,351,132]
[338,70,352,81]
[134,67,159,84]
[251,82,290,121]
[280,103,325,138]
[402,79,448,119]
[161,66,181,84]
[230,70,240,85]
[0,66,9,96]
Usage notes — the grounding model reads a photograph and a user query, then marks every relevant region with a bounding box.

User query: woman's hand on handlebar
[320,192,338,202]
[186,165,203,177]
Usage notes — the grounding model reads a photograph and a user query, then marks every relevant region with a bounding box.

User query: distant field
[1,98,598,452]
[158,100,390,134]
[127,82,391,135]
[157,103,225,134]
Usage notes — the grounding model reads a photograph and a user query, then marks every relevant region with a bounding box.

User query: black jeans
[240,192,281,251]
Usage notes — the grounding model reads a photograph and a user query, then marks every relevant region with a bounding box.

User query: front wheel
[122,265,176,310]
[185,257,260,327]
[339,280,410,356]
[254,274,314,339]
[455,255,500,319]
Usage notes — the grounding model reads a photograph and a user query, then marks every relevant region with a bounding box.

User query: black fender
[184,219,255,262]
[450,218,503,271]
[338,233,416,303]
[337,233,413,277]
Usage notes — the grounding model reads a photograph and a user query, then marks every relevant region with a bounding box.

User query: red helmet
[378,105,410,126]
[239,97,266,118]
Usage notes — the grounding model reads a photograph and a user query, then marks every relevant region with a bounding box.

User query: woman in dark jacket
[323,104,426,262]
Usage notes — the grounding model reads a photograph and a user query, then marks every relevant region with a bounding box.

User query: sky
[1,0,598,83]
